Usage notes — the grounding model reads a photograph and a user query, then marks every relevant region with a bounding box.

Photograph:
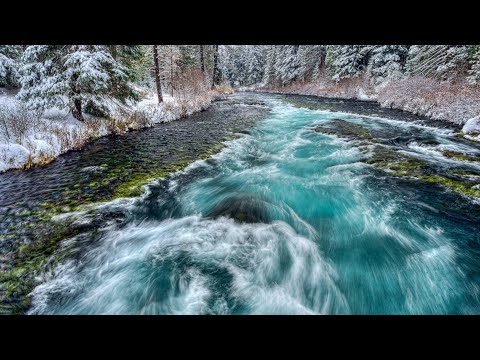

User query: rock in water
[207,195,271,223]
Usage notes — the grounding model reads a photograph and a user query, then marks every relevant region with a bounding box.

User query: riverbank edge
[0,89,231,174]
[245,78,480,138]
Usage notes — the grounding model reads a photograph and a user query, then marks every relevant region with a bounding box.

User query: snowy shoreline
[0,89,222,173]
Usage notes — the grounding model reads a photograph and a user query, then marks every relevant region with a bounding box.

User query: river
[2,92,480,314]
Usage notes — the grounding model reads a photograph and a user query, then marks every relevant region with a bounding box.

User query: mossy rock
[366,146,424,177]
[448,169,480,178]
[442,150,480,162]
[314,119,373,141]
[418,174,480,198]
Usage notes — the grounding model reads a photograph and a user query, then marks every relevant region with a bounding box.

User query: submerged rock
[314,119,373,141]
[80,165,108,173]
[366,146,480,198]
[207,195,271,223]
[418,174,480,198]
[442,150,480,162]
[366,145,424,177]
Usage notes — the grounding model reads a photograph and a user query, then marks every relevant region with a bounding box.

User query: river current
[4,93,480,314]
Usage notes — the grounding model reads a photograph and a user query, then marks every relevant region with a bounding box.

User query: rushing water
[5,93,480,314]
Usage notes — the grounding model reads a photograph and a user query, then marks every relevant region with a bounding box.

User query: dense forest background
[3,45,479,123]
[219,45,480,87]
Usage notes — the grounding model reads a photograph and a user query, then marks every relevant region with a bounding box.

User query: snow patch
[462,115,480,134]
[0,143,30,172]
[356,87,377,101]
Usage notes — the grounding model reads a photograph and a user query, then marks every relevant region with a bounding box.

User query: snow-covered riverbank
[0,88,223,173]
[248,76,480,135]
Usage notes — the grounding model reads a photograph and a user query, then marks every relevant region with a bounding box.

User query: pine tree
[326,45,372,81]
[367,45,409,83]
[129,45,154,88]
[152,45,163,103]
[406,45,470,80]
[275,45,301,86]
[177,45,198,71]
[297,45,325,82]
[262,46,277,86]
[245,46,264,85]
[158,45,181,96]
[0,45,22,88]
[467,46,480,86]
[212,45,220,89]
[199,45,205,74]
[17,45,136,121]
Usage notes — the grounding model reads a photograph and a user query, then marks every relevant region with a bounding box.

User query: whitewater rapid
[28,95,480,314]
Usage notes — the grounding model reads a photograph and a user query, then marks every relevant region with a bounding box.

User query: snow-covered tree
[275,45,301,86]
[0,45,22,88]
[367,45,409,83]
[178,45,198,71]
[467,46,480,86]
[406,45,470,81]
[262,45,277,85]
[219,45,234,85]
[219,45,248,86]
[212,45,221,89]
[17,45,136,121]
[158,45,181,95]
[297,45,325,82]
[244,46,264,85]
[326,45,373,81]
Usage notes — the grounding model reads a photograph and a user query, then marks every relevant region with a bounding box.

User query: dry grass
[259,74,375,100]
[378,77,480,124]
[214,82,234,95]
[0,100,42,143]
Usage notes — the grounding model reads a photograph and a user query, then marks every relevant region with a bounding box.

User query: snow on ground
[0,143,29,172]
[462,116,480,134]
[356,87,377,101]
[0,87,218,173]
[378,78,480,125]
[462,115,480,142]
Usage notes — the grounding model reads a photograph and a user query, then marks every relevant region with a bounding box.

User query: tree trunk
[170,47,174,97]
[153,45,163,103]
[200,45,205,73]
[71,98,84,122]
[212,45,220,90]
[109,45,118,60]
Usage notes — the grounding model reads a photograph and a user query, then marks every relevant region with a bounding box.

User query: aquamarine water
[29,94,480,314]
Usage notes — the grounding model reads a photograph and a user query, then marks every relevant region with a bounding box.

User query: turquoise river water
[24,93,480,314]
